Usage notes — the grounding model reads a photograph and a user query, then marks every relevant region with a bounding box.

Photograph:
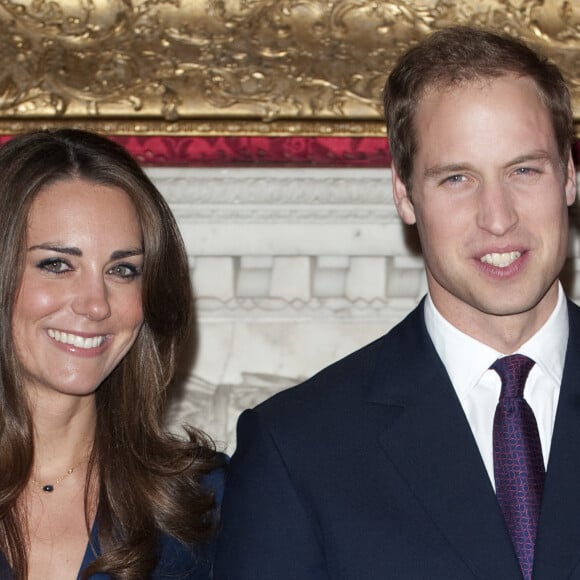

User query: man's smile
[480,251,522,268]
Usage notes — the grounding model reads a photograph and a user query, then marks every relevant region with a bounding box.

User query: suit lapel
[534,301,580,580]
[367,304,521,579]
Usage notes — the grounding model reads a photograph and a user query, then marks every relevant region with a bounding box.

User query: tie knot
[491,354,535,399]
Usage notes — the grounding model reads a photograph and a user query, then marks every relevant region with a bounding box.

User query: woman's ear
[392,164,417,225]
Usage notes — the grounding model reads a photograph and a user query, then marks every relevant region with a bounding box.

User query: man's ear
[564,152,577,207]
[392,164,417,225]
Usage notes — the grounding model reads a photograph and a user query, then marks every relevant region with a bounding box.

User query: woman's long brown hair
[0,129,223,579]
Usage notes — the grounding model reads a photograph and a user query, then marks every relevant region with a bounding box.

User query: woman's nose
[71,276,111,321]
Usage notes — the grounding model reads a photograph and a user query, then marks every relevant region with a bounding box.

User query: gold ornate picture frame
[0,0,578,163]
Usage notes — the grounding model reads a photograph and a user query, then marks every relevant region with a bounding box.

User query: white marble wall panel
[151,167,580,452]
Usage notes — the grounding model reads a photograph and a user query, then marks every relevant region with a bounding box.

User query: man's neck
[429,284,561,354]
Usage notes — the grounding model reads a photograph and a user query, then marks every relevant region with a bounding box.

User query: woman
[0,129,224,579]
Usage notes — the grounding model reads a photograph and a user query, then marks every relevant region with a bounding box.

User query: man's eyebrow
[505,152,552,166]
[28,244,144,260]
[423,163,475,180]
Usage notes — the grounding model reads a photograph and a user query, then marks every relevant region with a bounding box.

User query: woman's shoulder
[154,531,212,579]
[201,452,228,505]
[154,457,228,579]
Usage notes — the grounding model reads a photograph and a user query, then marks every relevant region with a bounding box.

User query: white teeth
[47,329,105,349]
[480,251,521,268]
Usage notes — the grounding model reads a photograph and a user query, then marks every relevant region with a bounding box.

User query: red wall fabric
[111,135,391,167]
[0,134,388,167]
[0,133,577,168]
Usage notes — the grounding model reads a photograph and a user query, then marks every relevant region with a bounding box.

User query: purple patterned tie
[492,354,545,580]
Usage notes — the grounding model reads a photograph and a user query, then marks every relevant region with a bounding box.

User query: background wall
[0,0,578,454]
[153,166,580,452]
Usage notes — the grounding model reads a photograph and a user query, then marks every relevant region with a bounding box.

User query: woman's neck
[28,391,97,477]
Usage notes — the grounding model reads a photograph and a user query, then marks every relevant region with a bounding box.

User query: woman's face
[13,177,145,399]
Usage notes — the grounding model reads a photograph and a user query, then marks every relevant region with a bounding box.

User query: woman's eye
[108,263,141,279]
[36,258,72,274]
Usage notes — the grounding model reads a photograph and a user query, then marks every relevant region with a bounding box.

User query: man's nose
[476,181,518,236]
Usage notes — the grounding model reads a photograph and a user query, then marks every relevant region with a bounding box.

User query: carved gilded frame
[0,0,578,143]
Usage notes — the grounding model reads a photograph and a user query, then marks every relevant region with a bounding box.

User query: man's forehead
[417,73,535,103]
[411,76,559,173]
[414,74,551,133]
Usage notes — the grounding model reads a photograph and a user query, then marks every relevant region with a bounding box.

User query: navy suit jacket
[215,299,580,579]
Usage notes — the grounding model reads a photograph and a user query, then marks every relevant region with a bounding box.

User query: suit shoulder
[568,298,580,318]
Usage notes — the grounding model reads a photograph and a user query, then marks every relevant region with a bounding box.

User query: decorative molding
[150,167,396,222]
[0,0,578,136]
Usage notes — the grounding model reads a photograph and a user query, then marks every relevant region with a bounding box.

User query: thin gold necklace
[30,456,89,493]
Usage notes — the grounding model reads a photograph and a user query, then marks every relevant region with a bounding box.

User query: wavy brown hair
[383,26,574,194]
[0,129,222,579]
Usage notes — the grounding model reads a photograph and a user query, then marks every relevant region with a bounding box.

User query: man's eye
[514,167,539,176]
[444,174,466,184]
[36,258,71,274]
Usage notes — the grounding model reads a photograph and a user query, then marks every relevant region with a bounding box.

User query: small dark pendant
[42,485,54,492]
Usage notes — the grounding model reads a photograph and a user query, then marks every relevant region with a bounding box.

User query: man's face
[393,75,576,344]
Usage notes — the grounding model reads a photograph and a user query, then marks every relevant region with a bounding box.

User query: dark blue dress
[0,467,224,579]
[79,467,225,579]
[78,522,215,579]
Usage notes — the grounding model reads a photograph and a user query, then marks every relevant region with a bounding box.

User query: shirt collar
[518,284,568,384]
[424,283,568,398]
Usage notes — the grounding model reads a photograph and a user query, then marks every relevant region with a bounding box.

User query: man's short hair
[383,26,573,192]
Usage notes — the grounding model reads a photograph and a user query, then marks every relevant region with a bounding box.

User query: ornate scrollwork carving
[0,0,578,135]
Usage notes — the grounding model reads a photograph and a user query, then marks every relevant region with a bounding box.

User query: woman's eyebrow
[28,244,143,260]
[28,243,81,256]
[110,249,144,260]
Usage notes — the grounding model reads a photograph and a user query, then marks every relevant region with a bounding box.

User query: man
[215,27,578,579]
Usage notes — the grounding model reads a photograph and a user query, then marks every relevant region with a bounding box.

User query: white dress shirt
[424,284,568,488]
